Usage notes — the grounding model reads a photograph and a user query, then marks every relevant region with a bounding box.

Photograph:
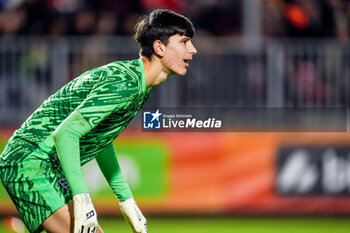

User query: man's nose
[189,42,197,55]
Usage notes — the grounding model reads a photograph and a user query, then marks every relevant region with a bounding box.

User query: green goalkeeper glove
[73,193,98,233]
[120,198,147,233]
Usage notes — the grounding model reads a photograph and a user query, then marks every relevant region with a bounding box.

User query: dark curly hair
[134,9,195,59]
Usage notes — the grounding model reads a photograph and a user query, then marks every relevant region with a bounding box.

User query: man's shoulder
[103,59,142,74]
[82,59,142,80]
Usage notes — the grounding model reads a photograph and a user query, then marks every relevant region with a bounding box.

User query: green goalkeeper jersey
[1,58,151,192]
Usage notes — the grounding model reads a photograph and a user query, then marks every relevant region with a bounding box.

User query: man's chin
[174,69,187,76]
[168,67,187,76]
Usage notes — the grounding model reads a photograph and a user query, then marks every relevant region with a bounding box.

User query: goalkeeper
[0,9,197,233]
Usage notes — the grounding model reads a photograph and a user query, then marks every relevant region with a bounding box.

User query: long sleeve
[96,143,132,201]
[53,110,92,195]
[53,61,142,196]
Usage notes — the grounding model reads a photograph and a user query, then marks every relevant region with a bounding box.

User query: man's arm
[96,144,147,233]
[53,109,92,195]
[95,143,132,200]
[53,77,138,193]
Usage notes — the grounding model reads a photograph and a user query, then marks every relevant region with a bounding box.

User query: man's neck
[142,56,169,89]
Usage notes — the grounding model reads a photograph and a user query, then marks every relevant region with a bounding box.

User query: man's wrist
[119,197,134,203]
[73,193,93,205]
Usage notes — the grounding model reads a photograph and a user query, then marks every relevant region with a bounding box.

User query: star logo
[150,109,162,122]
[143,109,162,129]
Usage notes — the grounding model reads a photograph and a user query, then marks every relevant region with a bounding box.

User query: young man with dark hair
[0,9,197,233]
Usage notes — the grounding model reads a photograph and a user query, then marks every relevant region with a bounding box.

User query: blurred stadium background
[1,0,350,232]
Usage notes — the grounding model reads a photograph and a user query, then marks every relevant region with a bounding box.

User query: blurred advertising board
[277,147,350,195]
[1,129,350,215]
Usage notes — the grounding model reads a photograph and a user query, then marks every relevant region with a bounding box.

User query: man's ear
[153,40,165,57]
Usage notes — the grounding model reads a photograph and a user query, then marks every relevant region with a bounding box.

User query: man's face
[161,34,197,76]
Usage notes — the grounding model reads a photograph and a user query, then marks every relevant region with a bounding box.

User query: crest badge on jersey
[58,177,70,190]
